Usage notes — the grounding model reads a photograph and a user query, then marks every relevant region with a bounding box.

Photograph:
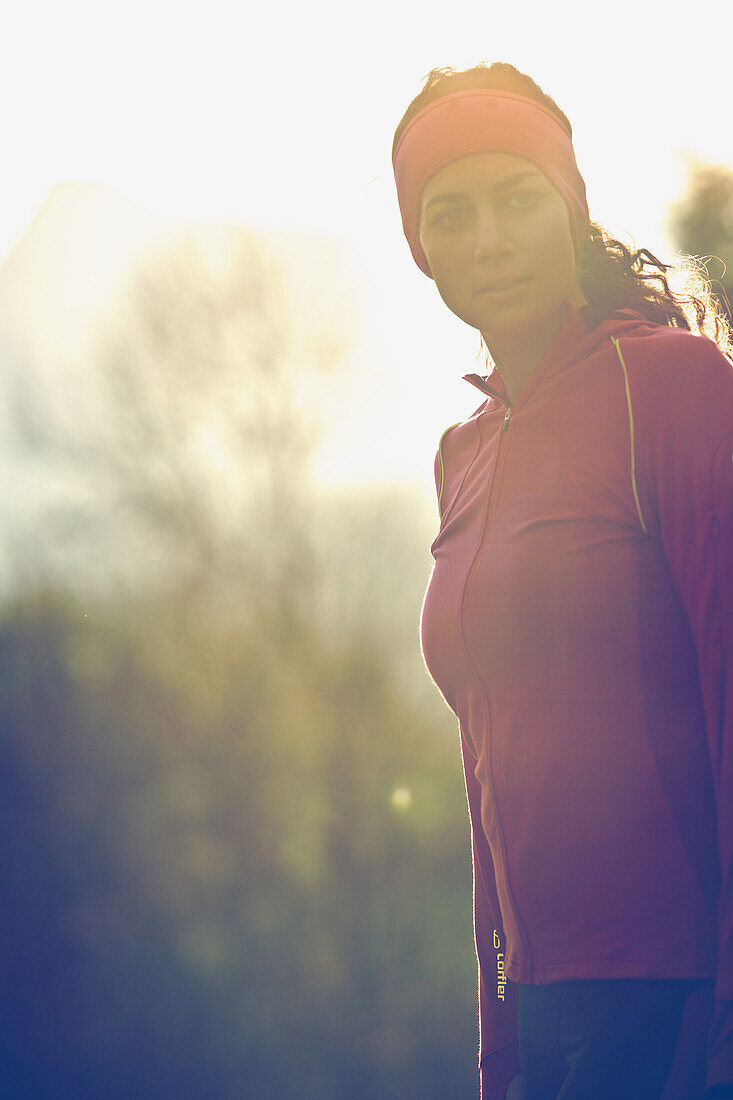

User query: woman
[392,63,733,1100]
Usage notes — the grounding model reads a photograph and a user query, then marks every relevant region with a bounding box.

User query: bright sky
[4,0,733,492]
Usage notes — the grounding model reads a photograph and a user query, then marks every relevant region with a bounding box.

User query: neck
[482,307,566,406]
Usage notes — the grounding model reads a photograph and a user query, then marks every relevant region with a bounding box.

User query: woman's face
[418,151,585,341]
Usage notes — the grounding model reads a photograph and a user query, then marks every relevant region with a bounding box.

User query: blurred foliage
[0,591,475,1099]
[669,160,733,324]
[0,223,477,1097]
[5,224,355,615]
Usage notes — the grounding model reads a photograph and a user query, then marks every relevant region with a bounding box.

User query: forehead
[420,151,547,209]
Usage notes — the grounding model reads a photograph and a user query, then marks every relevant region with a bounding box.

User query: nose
[473,203,513,261]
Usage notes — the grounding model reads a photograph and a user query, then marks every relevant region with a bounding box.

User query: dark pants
[517,978,710,1100]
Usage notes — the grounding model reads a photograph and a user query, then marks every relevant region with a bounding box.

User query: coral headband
[393,89,590,277]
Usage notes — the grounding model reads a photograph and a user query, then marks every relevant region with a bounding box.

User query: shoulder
[432,418,467,468]
[431,404,488,504]
[615,328,733,445]
[615,329,733,508]
[432,418,467,499]
[615,327,733,392]
[434,400,489,459]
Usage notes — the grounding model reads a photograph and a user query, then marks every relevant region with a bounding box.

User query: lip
[476,276,531,295]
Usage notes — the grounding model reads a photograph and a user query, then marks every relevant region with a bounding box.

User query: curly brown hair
[394,63,732,356]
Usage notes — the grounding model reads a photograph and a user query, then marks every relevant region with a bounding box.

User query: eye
[505,188,541,211]
[430,206,469,231]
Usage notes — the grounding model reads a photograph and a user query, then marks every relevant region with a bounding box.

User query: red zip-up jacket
[419,300,733,1099]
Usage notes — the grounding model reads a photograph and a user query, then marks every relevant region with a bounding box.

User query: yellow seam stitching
[612,336,648,535]
[437,423,460,518]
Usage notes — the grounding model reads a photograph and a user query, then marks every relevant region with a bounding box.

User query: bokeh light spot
[391,786,411,810]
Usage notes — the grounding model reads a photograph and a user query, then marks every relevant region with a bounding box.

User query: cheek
[533,225,576,293]
[422,233,459,273]
[428,249,470,302]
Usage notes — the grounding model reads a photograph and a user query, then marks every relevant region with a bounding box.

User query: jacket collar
[462,299,656,405]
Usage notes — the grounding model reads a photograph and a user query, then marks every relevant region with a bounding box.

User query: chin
[475,302,540,334]
[496,297,565,333]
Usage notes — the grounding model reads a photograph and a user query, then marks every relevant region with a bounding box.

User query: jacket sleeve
[626,333,733,1093]
[461,728,521,1100]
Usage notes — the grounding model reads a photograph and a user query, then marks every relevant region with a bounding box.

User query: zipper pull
[502,406,513,431]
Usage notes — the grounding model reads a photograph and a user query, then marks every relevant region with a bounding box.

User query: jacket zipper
[459,400,536,981]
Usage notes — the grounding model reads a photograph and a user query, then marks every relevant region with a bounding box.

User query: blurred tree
[5,224,358,634]
[310,482,438,710]
[0,210,478,1099]
[2,211,445,707]
[669,159,733,324]
[0,591,474,1099]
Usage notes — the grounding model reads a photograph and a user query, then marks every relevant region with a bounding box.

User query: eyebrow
[423,171,544,210]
